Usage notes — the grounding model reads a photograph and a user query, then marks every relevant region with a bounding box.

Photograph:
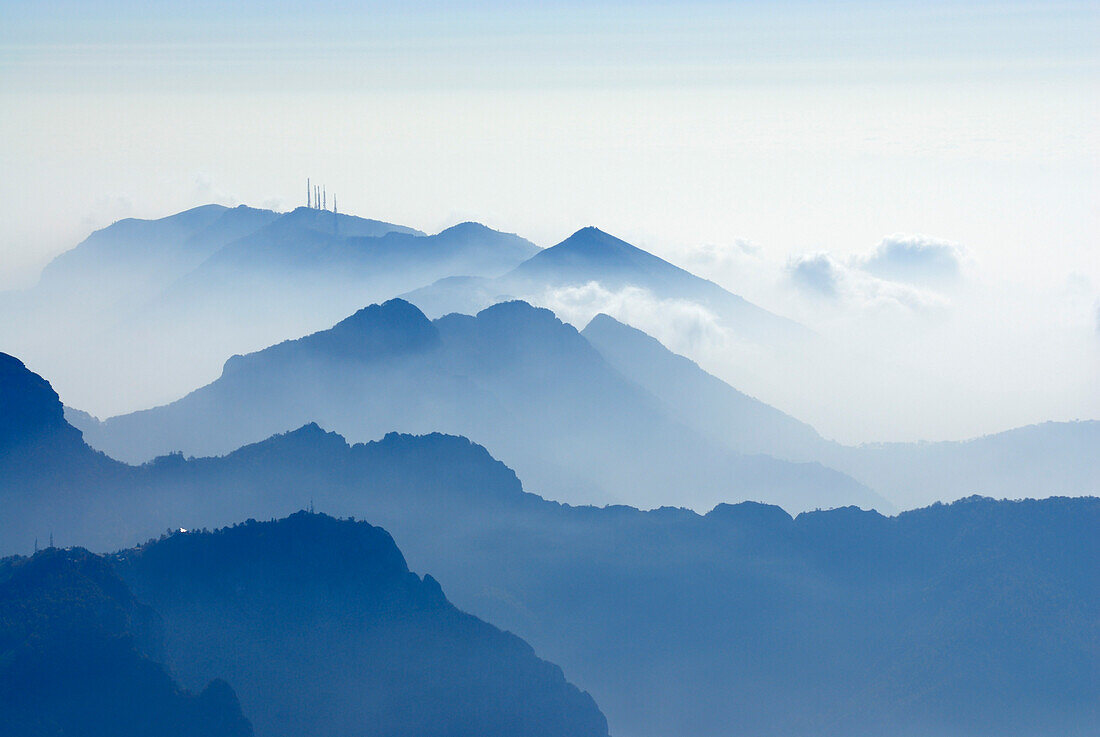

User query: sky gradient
[1,0,1097,440]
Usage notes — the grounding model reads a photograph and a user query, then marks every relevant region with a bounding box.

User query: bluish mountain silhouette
[35,205,281,302]
[0,353,123,497]
[578,312,1100,507]
[1,361,1096,736]
[110,513,609,737]
[0,363,609,737]
[0,547,253,737]
[0,205,537,416]
[823,420,1100,508]
[582,312,830,460]
[271,204,424,238]
[80,300,882,512]
[407,225,808,343]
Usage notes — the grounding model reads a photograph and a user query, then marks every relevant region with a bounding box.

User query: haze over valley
[2,2,1097,735]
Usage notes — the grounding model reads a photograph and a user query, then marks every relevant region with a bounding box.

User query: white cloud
[786,253,841,299]
[785,251,948,315]
[538,281,731,356]
[687,238,762,264]
[856,233,966,287]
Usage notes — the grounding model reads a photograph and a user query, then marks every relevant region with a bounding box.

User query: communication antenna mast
[323,186,326,211]
[307,178,311,208]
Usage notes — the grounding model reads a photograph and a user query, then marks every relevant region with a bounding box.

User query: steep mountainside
[582,312,830,460]
[2,358,1096,737]
[579,313,1100,507]
[82,301,881,512]
[0,353,125,499]
[111,513,608,737]
[0,547,253,737]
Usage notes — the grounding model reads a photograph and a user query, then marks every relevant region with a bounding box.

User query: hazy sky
[1,0,1098,439]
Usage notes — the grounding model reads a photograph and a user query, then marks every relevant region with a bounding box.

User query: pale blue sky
[1,1,1097,438]
[2,1,1095,278]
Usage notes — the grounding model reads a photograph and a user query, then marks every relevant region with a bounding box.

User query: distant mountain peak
[475,298,558,322]
[440,221,497,236]
[223,423,350,463]
[706,501,795,529]
[557,226,640,256]
[279,206,425,237]
[331,298,436,339]
[472,300,584,343]
[509,226,692,286]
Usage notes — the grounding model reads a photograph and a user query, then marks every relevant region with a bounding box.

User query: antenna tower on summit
[307,178,311,208]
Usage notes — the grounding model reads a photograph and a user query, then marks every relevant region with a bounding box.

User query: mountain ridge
[77,300,883,512]
[2,353,1097,737]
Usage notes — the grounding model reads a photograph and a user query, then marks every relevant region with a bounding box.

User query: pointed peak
[583,312,624,332]
[574,225,610,236]
[517,226,656,271]
[582,312,667,352]
[560,226,631,247]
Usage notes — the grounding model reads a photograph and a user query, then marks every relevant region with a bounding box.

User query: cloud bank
[784,252,949,315]
[856,234,966,286]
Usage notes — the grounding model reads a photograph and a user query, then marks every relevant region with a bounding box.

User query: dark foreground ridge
[0,513,609,737]
[2,351,1098,736]
[109,512,609,737]
[0,547,253,737]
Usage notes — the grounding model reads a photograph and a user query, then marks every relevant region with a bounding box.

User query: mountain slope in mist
[0,205,537,416]
[824,421,1100,509]
[582,312,830,460]
[0,547,253,737]
[75,300,881,512]
[111,513,609,737]
[580,313,1099,508]
[2,367,1095,737]
[407,225,808,343]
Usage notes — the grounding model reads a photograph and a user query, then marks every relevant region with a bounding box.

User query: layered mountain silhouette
[0,353,124,497]
[0,547,253,737]
[577,314,1100,507]
[822,420,1100,509]
[3,355,1097,736]
[0,205,537,415]
[111,513,609,737]
[582,312,831,460]
[74,300,882,512]
[406,225,808,343]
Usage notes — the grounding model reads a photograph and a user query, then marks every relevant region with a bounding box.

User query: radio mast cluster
[306,178,337,213]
